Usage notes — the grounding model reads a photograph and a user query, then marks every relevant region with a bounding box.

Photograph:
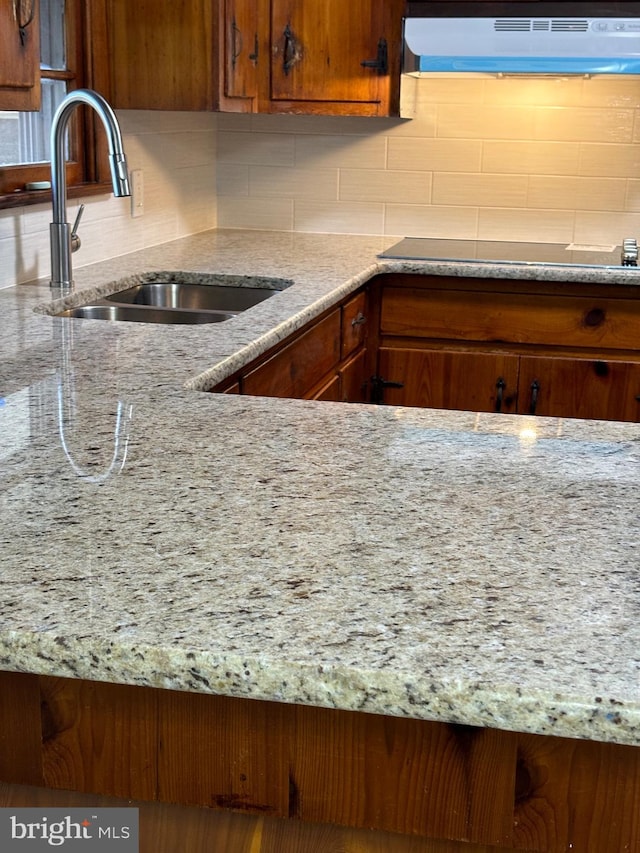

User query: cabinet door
[378,348,519,413]
[518,356,640,422]
[340,348,369,403]
[243,309,341,398]
[223,0,259,104]
[268,0,401,115]
[0,0,40,110]
[341,290,367,360]
[107,0,216,110]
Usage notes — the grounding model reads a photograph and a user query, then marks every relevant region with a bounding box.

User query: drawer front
[341,291,367,359]
[381,287,640,350]
[243,310,341,398]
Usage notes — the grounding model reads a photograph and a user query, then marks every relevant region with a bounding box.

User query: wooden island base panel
[1,671,639,853]
[0,784,519,853]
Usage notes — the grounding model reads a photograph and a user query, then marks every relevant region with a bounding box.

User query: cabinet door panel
[341,291,368,360]
[224,0,259,100]
[518,356,640,422]
[0,0,40,110]
[269,0,399,112]
[107,0,215,110]
[378,348,519,413]
[243,309,341,398]
[340,348,368,403]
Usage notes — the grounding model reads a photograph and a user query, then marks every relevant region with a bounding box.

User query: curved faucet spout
[50,89,131,291]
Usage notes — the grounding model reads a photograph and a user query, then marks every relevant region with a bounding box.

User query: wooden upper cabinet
[0,0,40,110]
[104,0,402,115]
[268,0,402,115]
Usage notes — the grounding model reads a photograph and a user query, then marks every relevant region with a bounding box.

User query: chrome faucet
[49,89,130,291]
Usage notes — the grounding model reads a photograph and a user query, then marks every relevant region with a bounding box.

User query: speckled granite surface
[1,229,639,746]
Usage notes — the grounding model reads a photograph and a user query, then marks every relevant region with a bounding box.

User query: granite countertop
[1,229,639,747]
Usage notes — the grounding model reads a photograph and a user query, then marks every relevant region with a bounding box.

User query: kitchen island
[1,230,639,851]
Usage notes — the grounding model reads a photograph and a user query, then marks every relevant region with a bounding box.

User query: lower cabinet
[214,274,640,423]
[215,288,370,402]
[376,348,640,421]
[372,275,640,423]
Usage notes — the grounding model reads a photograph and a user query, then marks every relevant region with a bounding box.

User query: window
[0,0,109,206]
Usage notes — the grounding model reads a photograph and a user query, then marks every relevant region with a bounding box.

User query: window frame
[0,0,111,209]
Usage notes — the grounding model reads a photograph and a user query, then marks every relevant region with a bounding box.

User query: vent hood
[404,16,640,74]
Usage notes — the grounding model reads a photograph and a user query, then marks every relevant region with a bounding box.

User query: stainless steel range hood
[404,2,640,75]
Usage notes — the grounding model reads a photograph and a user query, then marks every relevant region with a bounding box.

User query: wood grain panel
[378,347,520,413]
[342,290,368,360]
[39,676,158,800]
[288,708,517,846]
[0,671,43,785]
[107,0,216,110]
[513,732,640,852]
[380,287,640,352]
[269,0,401,112]
[340,348,369,402]
[3,674,640,852]
[0,0,40,109]
[517,355,640,421]
[242,309,341,399]
[157,690,289,817]
[0,781,519,853]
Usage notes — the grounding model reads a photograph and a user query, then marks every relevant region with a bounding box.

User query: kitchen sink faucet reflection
[50,89,131,292]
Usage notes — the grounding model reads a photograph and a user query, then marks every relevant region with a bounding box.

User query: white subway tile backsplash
[385,204,478,239]
[478,208,575,243]
[482,141,579,177]
[249,166,338,200]
[527,176,626,212]
[218,196,294,231]
[433,173,528,208]
[294,200,384,235]
[339,169,432,205]
[219,130,295,167]
[579,143,640,178]
[533,107,635,143]
[294,134,386,169]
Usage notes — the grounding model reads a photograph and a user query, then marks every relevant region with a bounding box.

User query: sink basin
[105,282,275,312]
[57,304,233,324]
[45,272,293,325]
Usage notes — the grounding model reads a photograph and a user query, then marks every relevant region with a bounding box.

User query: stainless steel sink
[47,273,292,325]
[57,304,233,324]
[105,282,275,312]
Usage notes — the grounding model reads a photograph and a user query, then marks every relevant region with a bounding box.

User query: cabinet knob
[351,312,366,327]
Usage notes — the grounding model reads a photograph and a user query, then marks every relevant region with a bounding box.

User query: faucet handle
[70,204,85,253]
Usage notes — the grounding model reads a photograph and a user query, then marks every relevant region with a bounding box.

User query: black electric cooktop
[379,238,629,269]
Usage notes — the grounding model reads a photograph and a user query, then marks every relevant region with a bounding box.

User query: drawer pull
[495,377,506,413]
[351,312,366,327]
[529,380,540,415]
